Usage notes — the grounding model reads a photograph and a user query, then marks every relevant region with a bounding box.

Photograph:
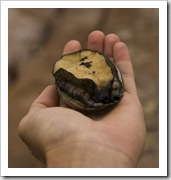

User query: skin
[18,30,146,168]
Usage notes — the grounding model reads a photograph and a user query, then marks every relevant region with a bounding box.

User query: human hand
[18,30,146,168]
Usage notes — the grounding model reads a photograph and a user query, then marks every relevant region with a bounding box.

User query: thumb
[28,85,59,114]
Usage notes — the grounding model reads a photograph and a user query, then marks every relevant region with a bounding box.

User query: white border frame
[1,0,167,177]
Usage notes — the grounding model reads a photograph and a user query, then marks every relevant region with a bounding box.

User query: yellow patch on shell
[53,50,113,88]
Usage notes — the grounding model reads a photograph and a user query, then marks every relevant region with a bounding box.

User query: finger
[87,30,105,52]
[63,40,81,54]
[113,42,134,79]
[104,34,120,58]
[113,42,136,94]
[29,85,59,113]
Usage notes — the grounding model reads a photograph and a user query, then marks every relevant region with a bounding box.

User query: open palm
[18,31,146,167]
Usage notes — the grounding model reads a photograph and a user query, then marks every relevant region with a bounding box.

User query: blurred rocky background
[8,8,159,168]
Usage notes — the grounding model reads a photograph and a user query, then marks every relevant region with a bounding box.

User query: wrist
[45,141,134,168]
